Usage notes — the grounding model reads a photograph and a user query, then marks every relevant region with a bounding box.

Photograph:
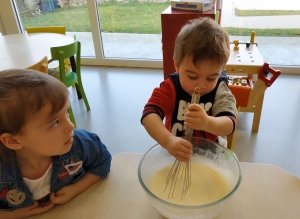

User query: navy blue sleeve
[72,129,112,178]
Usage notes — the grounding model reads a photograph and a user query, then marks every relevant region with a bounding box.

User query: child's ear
[0,133,22,150]
[173,58,179,73]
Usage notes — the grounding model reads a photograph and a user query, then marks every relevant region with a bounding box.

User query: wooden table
[0,33,74,71]
[29,153,300,219]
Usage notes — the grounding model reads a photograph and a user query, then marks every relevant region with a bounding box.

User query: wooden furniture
[26,26,66,34]
[161,6,216,78]
[26,26,71,72]
[0,33,73,71]
[226,43,280,149]
[29,153,300,219]
[26,56,48,74]
[50,40,90,127]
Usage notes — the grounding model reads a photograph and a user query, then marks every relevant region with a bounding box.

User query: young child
[141,17,238,162]
[0,69,112,219]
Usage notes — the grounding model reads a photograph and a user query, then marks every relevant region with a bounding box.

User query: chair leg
[76,80,90,111]
[75,83,82,99]
[68,105,77,127]
[227,107,240,150]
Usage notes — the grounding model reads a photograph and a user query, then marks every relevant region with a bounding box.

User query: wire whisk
[164,87,201,199]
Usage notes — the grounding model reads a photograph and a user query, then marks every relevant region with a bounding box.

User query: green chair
[26,26,70,72]
[50,40,90,126]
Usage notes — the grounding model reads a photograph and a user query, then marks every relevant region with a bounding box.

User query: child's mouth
[64,137,74,145]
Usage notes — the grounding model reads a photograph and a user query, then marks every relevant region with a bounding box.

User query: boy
[0,69,111,219]
[141,17,238,162]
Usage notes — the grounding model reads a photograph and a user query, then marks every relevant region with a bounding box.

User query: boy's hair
[173,17,230,68]
[0,69,69,160]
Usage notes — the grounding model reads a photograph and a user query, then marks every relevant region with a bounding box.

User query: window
[2,0,299,71]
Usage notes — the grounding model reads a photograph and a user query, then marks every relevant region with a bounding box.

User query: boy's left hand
[50,184,77,205]
[184,104,208,131]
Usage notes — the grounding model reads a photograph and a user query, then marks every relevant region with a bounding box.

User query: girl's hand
[50,184,77,205]
[184,103,208,131]
[50,173,101,206]
[0,201,54,219]
[165,136,193,162]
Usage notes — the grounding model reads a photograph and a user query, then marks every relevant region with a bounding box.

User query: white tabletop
[29,152,300,219]
[0,33,74,71]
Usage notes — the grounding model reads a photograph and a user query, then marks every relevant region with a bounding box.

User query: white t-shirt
[23,162,53,201]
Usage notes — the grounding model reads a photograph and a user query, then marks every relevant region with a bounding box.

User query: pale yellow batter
[150,163,229,206]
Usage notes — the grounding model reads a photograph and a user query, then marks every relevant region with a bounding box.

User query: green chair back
[50,40,90,127]
[50,40,80,86]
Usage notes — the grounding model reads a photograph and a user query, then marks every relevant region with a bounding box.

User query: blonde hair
[0,69,69,160]
[173,17,230,68]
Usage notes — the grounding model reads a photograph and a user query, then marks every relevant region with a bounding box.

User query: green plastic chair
[50,40,90,126]
[26,26,70,72]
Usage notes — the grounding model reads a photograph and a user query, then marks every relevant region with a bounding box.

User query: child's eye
[207,78,217,81]
[66,108,71,119]
[188,75,198,80]
[52,120,59,127]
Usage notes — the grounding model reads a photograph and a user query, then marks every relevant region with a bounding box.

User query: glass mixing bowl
[138,137,242,219]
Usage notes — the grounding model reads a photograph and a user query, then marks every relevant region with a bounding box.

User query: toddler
[141,17,238,162]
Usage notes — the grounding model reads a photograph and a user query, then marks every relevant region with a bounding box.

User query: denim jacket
[0,129,112,210]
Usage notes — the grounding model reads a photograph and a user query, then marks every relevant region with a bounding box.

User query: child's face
[16,101,75,157]
[174,56,224,96]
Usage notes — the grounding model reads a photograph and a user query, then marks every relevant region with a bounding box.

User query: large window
[16,0,96,57]
[221,0,300,67]
[2,0,299,71]
[97,1,167,60]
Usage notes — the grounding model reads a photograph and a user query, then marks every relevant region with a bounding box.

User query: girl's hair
[0,69,69,160]
[173,17,230,68]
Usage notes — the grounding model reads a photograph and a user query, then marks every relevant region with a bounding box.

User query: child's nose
[67,118,75,130]
[196,79,206,89]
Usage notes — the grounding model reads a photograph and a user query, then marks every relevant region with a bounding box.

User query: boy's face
[16,101,75,158]
[174,56,224,96]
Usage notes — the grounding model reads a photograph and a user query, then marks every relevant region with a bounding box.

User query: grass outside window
[21,2,300,37]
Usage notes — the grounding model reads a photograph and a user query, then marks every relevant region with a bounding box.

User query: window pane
[16,0,95,57]
[221,0,300,66]
[97,1,166,60]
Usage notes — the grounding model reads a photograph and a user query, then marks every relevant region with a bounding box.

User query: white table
[0,33,74,71]
[29,153,300,219]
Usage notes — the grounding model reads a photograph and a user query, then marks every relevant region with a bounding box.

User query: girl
[0,69,111,219]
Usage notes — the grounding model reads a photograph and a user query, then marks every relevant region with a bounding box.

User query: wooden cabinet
[161,6,216,79]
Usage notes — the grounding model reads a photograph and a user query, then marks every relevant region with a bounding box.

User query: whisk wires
[164,87,201,200]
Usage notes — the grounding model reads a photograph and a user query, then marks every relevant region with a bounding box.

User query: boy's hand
[184,103,208,131]
[165,136,193,162]
[0,201,54,219]
[50,184,77,205]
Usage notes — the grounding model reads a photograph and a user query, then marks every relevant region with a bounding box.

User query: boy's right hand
[0,201,54,219]
[165,136,193,162]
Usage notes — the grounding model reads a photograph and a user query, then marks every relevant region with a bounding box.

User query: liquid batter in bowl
[150,163,229,206]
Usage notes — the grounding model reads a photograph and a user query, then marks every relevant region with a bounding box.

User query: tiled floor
[71,66,300,179]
